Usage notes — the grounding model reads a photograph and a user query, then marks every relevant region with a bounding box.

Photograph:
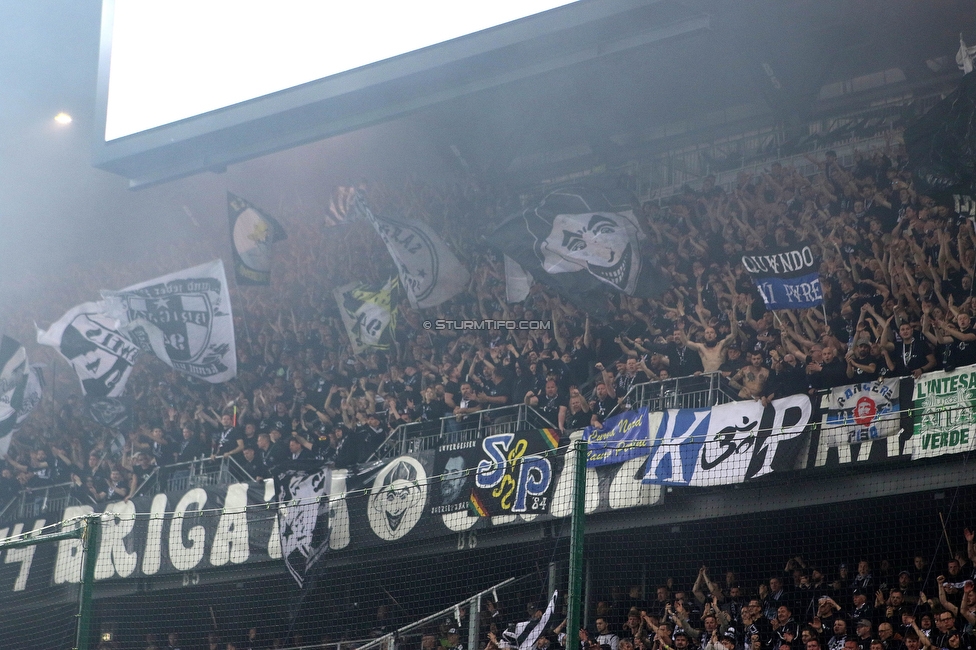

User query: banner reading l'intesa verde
[912,366,976,459]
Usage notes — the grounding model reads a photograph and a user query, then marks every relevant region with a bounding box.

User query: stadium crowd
[575,545,976,650]
[113,535,976,650]
[2,132,974,505]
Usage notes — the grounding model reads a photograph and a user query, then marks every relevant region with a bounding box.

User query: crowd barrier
[2,364,971,524]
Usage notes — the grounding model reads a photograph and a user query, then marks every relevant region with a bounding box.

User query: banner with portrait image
[822,378,910,447]
[741,244,823,310]
[430,439,481,515]
[488,186,670,312]
[642,395,812,486]
[101,260,237,384]
[228,192,287,285]
[470,428,560,517]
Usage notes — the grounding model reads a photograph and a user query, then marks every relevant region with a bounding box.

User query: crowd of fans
[568,542,976,650]
[106,531,976,650]
[1,132,972,510]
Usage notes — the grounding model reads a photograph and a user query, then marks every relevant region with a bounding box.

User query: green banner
[912,367,976,459]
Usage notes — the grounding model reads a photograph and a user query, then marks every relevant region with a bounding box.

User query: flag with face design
[488,186,668,311]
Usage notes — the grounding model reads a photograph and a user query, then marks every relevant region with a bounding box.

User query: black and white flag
[102,260,237,384]
[501,590,558,650]
[489,186,669,311]
[228,192,287,286]
[353,194,470,309]
[86,395,132,430]
[37,304,138,398]
[17,364,43,424]
[275,465,332,588]
[0,336,30,456]
[333,278,398,354]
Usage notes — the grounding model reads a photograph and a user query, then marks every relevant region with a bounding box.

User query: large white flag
[102,260,237,383]
[353,193,469,309]
[37,305,138,398]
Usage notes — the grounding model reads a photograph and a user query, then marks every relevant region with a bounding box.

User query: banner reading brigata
[912,367,976,459]
[822,378,909,447]
[741,244,823,310]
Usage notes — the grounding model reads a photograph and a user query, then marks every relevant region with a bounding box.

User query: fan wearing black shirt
[129,452,158,498]
[846,336,881,382]
[477,368,512,408]
[529,379,567,432]
[176,425,209,463]
[236,447,268,481]
[212,414,245,459]
[809,346,849,390]
[589,382,618,428]
[609,358,650,409]
[260,401,292,436]
[767,350,808,399]
[884,322,936,379]
[930,312,976,371]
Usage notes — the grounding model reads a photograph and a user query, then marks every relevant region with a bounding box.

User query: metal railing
[368,403,557,462]
[623,372,739,413]
[355,577,517,650]
[0,457,257,523]
[157,456,255,493]
[0,481,79,523]
[272,638,379,650]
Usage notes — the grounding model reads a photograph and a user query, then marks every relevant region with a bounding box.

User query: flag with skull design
[488,186,669,312]
[275,463,333,588]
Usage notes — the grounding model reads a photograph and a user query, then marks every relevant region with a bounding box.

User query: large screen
[93,0,699,188]
[104,0,581,141]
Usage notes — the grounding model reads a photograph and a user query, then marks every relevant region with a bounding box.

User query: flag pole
[566,439,587,650]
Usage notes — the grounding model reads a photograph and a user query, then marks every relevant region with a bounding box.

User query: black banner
[470,429,560,517]
[0,447,659,598]
[488,185,669,312]
[430,439,481,516]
